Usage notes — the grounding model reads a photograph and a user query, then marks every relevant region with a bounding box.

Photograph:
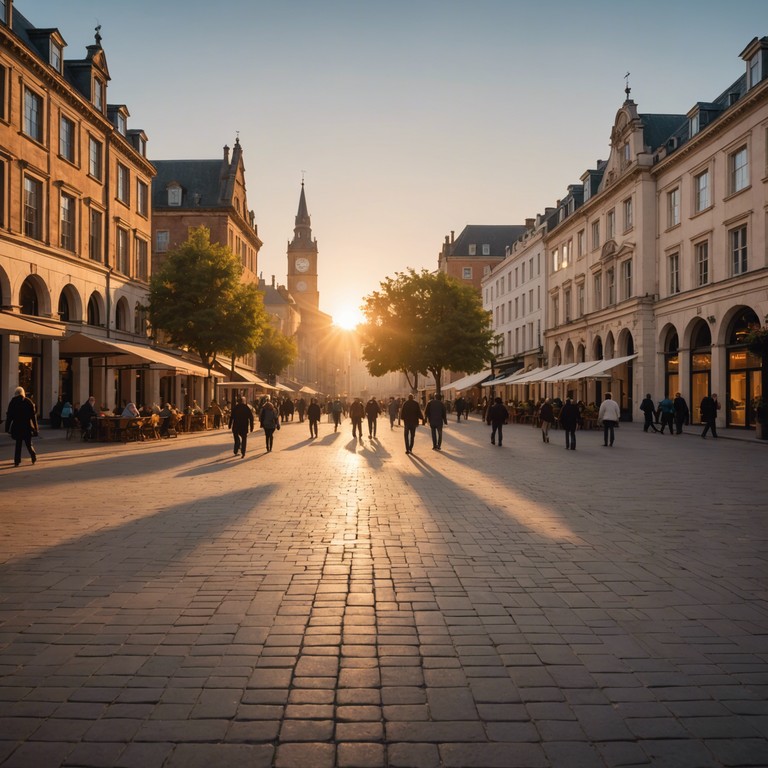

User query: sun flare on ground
[333,306,364,330]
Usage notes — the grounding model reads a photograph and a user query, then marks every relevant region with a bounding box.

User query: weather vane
[624,71,631,99]
[301,170,306,184]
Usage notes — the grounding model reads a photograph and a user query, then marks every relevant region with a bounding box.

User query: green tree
[147,226,268,376]
[359,269,496,394]
[256,325,298,383]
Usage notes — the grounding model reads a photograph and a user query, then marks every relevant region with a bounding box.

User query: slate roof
[449,225,528,258]
[639,113,687,152]
[151,160,225,209]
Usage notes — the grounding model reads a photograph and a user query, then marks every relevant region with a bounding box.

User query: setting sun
[333,306,364,330]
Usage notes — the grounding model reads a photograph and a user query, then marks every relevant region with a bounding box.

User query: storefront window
[726,309,761,429]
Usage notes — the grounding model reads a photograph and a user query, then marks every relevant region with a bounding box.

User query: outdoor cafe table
[93,416,152,442]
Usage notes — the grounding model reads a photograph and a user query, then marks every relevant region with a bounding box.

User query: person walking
[539,398,554,443]
[640,393,659,432]
[400,394,424,455]
[454,395,466,422]
[331,398,343,432]
[307,398,321,438]
[673,392,690,435]
[486,397,509,447]
[700,393,720,438]
[365,397,381,438]
[657,394,675,435]
[559,397,580,450]
[424,393,448,450]
[387,397,399,429]
[228,395,254,457]
[259,396,280,452]
[598,392,621,447]
[5,386,38,467]
[348,397,365,440]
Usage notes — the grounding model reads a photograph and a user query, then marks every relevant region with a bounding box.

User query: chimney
[271,275,275,288]
[223,145,230,164]
[525,218,535,228]
[450,230,455,244]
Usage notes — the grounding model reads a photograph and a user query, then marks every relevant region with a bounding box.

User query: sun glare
[333,306,363,330]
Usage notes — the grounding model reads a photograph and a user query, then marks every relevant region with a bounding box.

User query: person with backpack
[259,396,280,452]
[657,394,675,435]
[331,398,344,432]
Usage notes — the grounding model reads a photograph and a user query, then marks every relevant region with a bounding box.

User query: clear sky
[22,0,766,327]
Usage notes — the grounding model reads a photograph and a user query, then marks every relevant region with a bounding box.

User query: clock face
[295,257,310,273]
[296,280,308,292]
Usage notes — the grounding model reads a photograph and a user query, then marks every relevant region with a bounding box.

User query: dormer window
[0,0,8,25]
[92,77,103,111]
[622,142,630,165]
[482,244,490,256]
[748,53,761,88]
[50,41,63,73]
[167,183,182,207]
[468,244,476,256]
[689,112,699,137]
[116,112,126,135]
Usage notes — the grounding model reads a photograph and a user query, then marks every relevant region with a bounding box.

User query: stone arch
[576,343,585,363]
[722,305,760,346]
[563,340,575,364]
[616,328,635,357]
[592,335,604,361]
[114,296,131,331]
[551,344,562,366]
[87,291,105,327]
[604,331,616,358]
[0,264,11,307]
[18,274,52,317]
[57,284,82,323]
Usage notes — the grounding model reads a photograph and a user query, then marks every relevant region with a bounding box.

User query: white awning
[540,360,605,382]
[511,363,579,385]
[573,354,637,378]
[444,369,493,390]
[484,367,528,386]
[299,385,320,395]
[0,311,65,338]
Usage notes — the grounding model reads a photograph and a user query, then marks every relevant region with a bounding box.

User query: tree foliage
[147,226,268,371]
[359,269,496,393]
[255,325,298,380]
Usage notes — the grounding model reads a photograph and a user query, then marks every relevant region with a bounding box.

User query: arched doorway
[726,308,761,429]
[18,278,45,405]
[663,329,679,397]
[689,321,711,422]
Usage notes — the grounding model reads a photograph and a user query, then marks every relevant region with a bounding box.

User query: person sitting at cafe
[77,396,98,439]
[139,403,153,417]
[121,401,140,418]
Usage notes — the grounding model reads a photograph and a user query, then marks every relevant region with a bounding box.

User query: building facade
[0,3,162,414]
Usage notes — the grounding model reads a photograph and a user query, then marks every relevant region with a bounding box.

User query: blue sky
[22,0,766,326]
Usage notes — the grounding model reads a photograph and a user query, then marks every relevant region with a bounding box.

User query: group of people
[640,392,721,438]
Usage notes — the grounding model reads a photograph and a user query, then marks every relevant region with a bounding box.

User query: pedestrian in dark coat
[228,396,254,457]
[454,396,466,422]
[539,398,554,443]
[486,397,509,447]
[700,393,720,439]
[559,397,580,450]
[424,393,448,450]
[259,397,280,452]
[307,398,321,438]
[5,386,38,466]
[673,392,689,435]
[348,398,365,439]
[400,394,424,454]
[365,397,381,438]
[639,394,659,432]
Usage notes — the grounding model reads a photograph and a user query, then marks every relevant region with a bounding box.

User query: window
[748,52,761,88]
[577,230,585,258]
[622,142,630,166]
[60,193,75,252]
[577,284,585,317]
[562,241,571,269]
[667,188,680,227]
[117,164,130,204]
[594,274,602,310]
[156,230,169,252]
[468,244,476,256]
[482,244,490,256]
[669,253,680,295]
[591,220,600,249]
[564,289,571,322]
[50,41,62,72]
[24,87,44,142]
[606,209,615,240]
[462,267,473,280]
[0,0,8,24]
[623,198,633,230]
[552,249,559,272]
[0,63,7,120]
[116,112,127,135]
[23,176,43,240]
[621,260,632,299]
[522,262,526,282]
[89,137,103,180]
[59,115,75,162]
[695,241,709,286]
[167,184,182,206]
[92,77,103,111]
[729,146,749,194]
[116,227,129,274]
[606,268,615,305]
[521,294,526,315]
[689,113,700,137]
[694,170,710,212]
[514,297,518,319]
[137,180,148,216]
[135,237,148,281]
[89,208,103,262]
[730,226,748,275]
[552,296,559,326]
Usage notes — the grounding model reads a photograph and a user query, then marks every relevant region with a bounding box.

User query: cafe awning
[0,311,65,338]
[570,354,637,379]
[59,332,221,377]
[215,365,272,388]
[444,369,493,390]
[299,385,320,395]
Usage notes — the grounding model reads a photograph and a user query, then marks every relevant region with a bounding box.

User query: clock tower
[287,181,319,311]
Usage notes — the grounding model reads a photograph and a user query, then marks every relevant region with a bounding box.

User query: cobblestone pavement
[1,416,767,768]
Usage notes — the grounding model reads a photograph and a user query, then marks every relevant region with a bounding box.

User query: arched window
[20,279,39,316]
[58,292,70,322]
[115,298,129,331]
[87,294,100,326]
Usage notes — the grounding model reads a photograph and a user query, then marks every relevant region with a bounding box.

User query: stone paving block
[114,741,174,768]
[336,722,384,742]
[62,741,125,766]
[387,742,440,768]
[337,741,385,767]
[0,741,73,768]
[164,743,274,768]
[440,741,548,767]
[274,742,335,768]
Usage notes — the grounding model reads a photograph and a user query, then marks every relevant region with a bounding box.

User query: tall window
[591,220,600,249]
[667,188,680,227]
[60,116,75,162]
[730,225,748,275]
[23,176,43,240]
[50,41,62,72]
[89,137,102,180]
[729,146,749,194]
[694,170,710,212]
[623,198,633,231]
[564,289,571,322]
[468,244,476,256]
[24,88,43,142]
[137,180,148,216]
[117,164,130,204]
[89,208,103,262]
[594,274,602,310]
[606,209,615,240]
[482,244,490,255]
[606,268,615,305]
[748,52,762,88]
[695,241,709,286]
[156,230,169,252]
[92,77,103,111]
[621,260,632,299]
[577,284,585,317]
[116,227,129,275]
[60,193,75,252]
[135,237,148,281]
[552,296,559,326]
[462,267,472,279]
[669,253,680,295]
[577,229,585,258]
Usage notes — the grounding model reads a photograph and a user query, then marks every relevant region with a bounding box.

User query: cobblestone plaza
[1,419,766,767]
